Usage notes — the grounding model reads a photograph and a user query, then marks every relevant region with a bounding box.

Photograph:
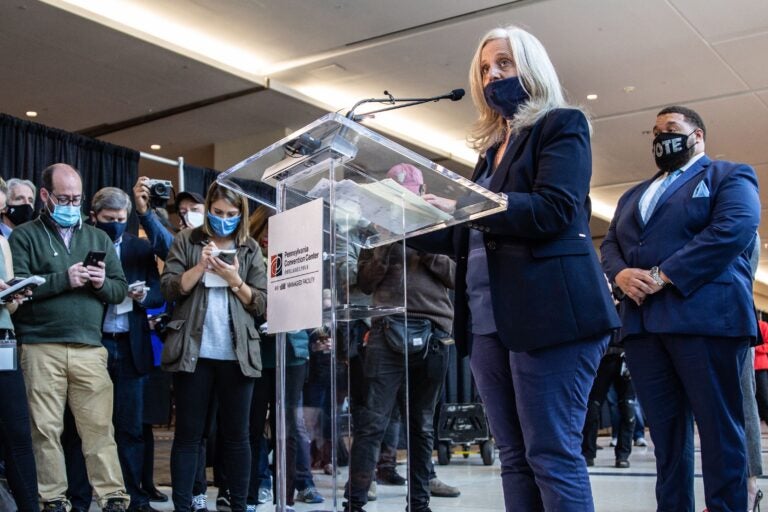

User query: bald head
[40,163,83,207]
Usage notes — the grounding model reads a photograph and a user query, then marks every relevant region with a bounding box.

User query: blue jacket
[601,155,760,340]
[413,108,620,355]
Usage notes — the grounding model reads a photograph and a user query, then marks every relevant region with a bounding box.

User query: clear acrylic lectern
[218,113,506,511]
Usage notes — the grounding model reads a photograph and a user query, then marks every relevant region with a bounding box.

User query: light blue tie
[642,169,682,224]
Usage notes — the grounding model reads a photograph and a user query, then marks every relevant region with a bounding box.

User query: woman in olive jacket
[160,182,268,512]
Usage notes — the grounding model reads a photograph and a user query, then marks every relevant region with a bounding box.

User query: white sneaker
[246,505,257,512]
[191,494,208,512]
[609,437,618,447]
[634,437,648,447]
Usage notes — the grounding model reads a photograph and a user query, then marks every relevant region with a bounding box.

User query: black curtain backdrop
[181,163,218,199]
[182,163,275,213]
[0,113,139,231]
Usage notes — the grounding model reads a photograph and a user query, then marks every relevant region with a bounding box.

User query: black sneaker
[342,502,366,512]
[103,499,129,512]
[216,488,232,511]
[42,502,68,512]
[376,468,406,486]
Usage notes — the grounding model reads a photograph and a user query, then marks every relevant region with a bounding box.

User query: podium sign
[267,198,324,333]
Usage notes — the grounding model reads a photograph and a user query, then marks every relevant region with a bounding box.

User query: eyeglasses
[51,194,83,206]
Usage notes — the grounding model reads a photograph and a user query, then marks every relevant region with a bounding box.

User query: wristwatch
[231,279,244,293]
[649,266,667,287]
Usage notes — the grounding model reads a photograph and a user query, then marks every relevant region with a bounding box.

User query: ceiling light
[623,86,636,93]
[150,144,161,150]
[25,111,38,117]
[586,94,598,101]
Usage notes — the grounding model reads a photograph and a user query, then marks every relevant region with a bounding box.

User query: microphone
[443,89,466,101]
[346,88,465,121]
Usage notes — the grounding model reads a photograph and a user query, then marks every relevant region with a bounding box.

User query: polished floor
[124,431,768,512]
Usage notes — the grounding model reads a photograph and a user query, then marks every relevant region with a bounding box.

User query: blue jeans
[470,332,608,512]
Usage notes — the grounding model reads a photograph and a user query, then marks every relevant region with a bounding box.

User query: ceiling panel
[97,0,516,65]
[670,0,768,42]
[0,1,255,131]
[715,33,768,90]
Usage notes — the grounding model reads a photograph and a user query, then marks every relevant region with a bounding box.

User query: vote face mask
[5,203,34,226]
[653,130,696,172]
[96,221,127,242]
[484,75,530,119]
[207,213,240,237]
[48,200,81,228]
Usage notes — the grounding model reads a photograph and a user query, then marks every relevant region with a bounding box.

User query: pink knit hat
[386,163,424,195]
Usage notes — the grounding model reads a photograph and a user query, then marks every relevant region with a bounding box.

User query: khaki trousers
[21,343,128,507]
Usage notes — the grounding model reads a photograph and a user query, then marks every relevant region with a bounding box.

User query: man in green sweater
[9,163,130,512]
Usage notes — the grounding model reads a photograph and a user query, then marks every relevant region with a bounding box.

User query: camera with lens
[148,312,171,340]
[146,179,173,200]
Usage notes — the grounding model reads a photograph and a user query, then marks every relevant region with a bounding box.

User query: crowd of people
[0,23,765,512]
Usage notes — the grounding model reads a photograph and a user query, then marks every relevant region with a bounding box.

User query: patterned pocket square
[692,181,710,198]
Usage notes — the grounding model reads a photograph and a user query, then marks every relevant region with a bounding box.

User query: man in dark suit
[601,105,760,512]
[65,187,164,512]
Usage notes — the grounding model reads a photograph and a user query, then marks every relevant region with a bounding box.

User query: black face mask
[4,203,34,226]
[652,130,696,172]
[96,221,127,242]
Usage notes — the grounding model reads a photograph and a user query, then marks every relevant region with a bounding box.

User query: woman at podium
[419,25,620,511]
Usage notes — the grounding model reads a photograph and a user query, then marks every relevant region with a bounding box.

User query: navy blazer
[118,233,164,374]
[413,108,620,355]
[601,155,760,340]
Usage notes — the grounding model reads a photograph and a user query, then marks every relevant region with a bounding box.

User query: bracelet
[231,279,244,293]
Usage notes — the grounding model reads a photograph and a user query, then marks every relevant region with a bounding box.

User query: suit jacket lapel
[488,128,532,192]
[644,155,711,228]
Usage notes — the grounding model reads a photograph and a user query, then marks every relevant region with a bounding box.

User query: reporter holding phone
[160,182,268,512]
[9,164,129,511]
[0,235,38,512]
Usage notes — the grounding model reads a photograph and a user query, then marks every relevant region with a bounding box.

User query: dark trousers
[65,337,149,509]
[0,358,38,512]
[624,334,749,512]
[347,327,448,511]
[171,359,254,512]
[247,364,306,506]
[581,352,636,461]
[470,332,608,512]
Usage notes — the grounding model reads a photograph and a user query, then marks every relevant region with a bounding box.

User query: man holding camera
[133,177,205,260]
[9,164,130,512]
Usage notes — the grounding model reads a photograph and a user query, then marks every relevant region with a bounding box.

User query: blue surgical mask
[48,201,81,228]
[484,75,530,119]
[96,221,127,242]
[207,213,240,237]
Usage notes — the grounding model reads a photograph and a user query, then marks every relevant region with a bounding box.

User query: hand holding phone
[128,280,149,301]
[83,251,107,289]
[212,249,236,265]
[0,276,45,303]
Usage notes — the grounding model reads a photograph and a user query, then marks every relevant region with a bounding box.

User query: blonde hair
[202,181,251,245]
[468,25,586,154]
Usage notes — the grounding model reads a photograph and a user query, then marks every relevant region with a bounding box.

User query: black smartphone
[217,250,236,264]
[83,251,107,267]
